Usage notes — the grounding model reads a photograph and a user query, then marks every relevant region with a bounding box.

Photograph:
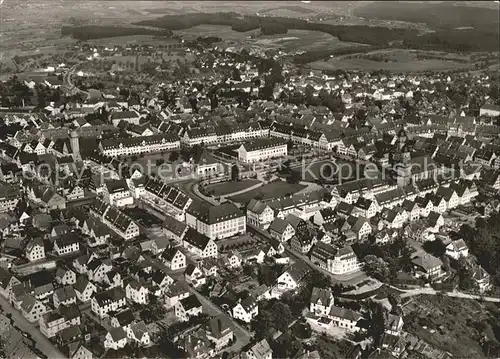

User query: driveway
[0,295,66,359]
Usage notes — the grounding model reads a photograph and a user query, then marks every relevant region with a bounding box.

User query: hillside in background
[136,11,499,53]
[61,26,173,40]
[353,2,500,30]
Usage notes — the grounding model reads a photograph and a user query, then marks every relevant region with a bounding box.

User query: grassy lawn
[292,159,367,184]
[203,179,261,196]
[229,181,306,204]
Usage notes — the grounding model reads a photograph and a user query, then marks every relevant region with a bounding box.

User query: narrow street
[0,295,66,359]
[146,256,252,353]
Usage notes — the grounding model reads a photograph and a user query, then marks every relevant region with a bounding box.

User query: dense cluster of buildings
[0,26,498,359]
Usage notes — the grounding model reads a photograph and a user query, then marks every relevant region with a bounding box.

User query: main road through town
[0,295,67,359]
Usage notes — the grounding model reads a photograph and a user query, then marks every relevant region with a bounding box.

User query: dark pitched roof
[183,228,212,250]
[180,294,202,311]
[186,202,244,225]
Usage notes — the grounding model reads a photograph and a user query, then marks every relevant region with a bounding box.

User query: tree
[231,164,240,181]
[286,171,301,184]
[210,94,219,110]
[259,85,274,100]
[322,163,334,180]
[366,301,386,348]
[364,255,390,282]
[258,264,283,286]
[450,92,465,109]
[169,151,179,162]
[271,301,293,332]
[232,67,242,81]
[423,238,446,257]
[305,85,315,104]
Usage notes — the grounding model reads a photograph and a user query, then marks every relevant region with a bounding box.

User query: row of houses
[90,198,140,240]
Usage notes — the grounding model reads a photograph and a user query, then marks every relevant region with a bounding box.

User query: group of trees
[61,26,172,40]
[279,160,301,184]
[353,237,414,283]
[459,215,500,287]
[0,77,34,107]
[353,2,499,31]
[292,86,346,112]
[138,10,498,53]
[137,12,416,47]
[248,269,332,357]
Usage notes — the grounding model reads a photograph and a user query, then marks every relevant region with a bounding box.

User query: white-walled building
[232,296,258,323]
[246,199,275,229]
[141,178,192,221]
[103,179,133,207]
[161,248,187,271]
[237,138,287,163]
[25,238,45,262]
[181,128,217,146]
[100,134,180,156]
[90,199,140,240]
[445,239,469,260]
[186,202,246,241]
[310,287,334,316]
[182,228,218,259]
[39,305,81,338]
[91,287,127,318]
[328,246,361,275]
[110,110,141,126]
[480,104,500,117]
[175,295,203,322]
[54,233,80,256]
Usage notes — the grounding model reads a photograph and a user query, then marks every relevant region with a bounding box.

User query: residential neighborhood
[0,2,499,359]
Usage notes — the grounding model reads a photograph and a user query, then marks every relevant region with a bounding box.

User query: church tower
[396,152,412,188]
[70,131,81,161]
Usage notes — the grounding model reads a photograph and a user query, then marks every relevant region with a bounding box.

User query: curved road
[63,63,88,96]
[179,179,216,205]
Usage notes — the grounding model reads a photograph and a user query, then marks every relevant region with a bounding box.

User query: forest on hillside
[353,2,500,31]
[61,26,173,40]
[135,12,499,54]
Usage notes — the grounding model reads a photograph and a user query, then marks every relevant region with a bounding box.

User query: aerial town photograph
[0,0,499,358]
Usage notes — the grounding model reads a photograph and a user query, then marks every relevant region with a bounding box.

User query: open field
[308,48,474,73]
[252,30,361,52]
[0,1,355,72]
[229,181,306,204]
[175,26,360,52]
[174,25,258,42]
[203,179,261,197]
